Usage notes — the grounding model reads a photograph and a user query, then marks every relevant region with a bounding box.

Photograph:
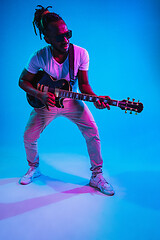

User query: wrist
[35,90,42,100]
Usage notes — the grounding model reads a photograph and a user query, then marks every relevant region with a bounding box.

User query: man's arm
[78,70,96,95]
[77,70,110,110]
[19,68,55,109]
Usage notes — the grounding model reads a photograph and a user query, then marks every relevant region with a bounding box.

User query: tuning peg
[137,100,140,105]
[127,97,130,101]
[125,110,127,113]
[130,111,132,114]
[131,98,135,105]
[135,112,138,115]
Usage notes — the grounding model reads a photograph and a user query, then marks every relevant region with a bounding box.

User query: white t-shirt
[26,44,89,92]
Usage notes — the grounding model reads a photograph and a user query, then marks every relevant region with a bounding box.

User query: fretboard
[55,88,119,107]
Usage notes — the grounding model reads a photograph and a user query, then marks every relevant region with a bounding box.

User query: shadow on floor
[0,172,106,221]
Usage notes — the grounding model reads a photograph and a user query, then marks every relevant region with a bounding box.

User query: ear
[44,36,50,44]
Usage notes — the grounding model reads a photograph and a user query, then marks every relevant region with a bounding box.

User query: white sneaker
[89,173,115,196]
[19,167,41,185]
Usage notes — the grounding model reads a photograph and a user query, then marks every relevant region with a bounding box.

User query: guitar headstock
[119,98,143,114]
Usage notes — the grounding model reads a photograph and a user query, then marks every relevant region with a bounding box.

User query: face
[45,20,71,53]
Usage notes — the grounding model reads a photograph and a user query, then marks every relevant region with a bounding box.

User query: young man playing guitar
[19,5,115,196]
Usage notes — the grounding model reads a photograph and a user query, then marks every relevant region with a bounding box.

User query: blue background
[0,0,159,168]
[0,1,160,239]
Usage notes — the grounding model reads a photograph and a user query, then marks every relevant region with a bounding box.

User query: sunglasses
[55,30,72,42]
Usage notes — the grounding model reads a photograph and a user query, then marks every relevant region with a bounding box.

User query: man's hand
[94,96,111,110]
[37,84,56,110]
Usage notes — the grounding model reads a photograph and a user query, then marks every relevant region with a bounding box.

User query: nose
[63,36,69,43]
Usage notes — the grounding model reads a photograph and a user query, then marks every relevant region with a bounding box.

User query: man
[19,5,115,196]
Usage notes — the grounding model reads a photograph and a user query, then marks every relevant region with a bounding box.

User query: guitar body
[27,71,71,108]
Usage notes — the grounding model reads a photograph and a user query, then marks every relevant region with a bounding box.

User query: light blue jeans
[24,99,103,174]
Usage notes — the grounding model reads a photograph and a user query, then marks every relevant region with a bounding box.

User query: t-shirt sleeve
[25,52,41,74]
[79,48,89,71]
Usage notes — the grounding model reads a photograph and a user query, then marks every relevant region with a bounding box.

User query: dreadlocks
[33,5,63,39]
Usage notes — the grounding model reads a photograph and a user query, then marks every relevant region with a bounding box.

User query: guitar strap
[69,43,77,87]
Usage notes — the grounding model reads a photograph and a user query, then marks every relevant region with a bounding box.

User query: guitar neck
[54,88,119,107]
